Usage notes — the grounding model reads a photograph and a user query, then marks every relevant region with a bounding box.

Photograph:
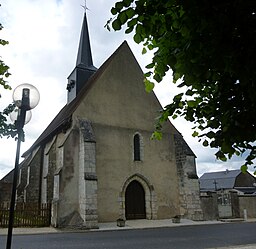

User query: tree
[107,0,256,172]
[0,19,16,138]
[0,24,11,90]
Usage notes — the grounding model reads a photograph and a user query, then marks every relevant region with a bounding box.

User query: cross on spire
[81,0,89,13]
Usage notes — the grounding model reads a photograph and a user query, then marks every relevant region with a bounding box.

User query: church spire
[76,12,95,69]
[67,11,97,104]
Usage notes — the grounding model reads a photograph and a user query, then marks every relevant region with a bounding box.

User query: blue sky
[0,0,252,179]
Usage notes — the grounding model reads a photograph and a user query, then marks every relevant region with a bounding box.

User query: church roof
[23,41,129,157]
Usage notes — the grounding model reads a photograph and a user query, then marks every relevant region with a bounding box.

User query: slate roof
[199,169,241,191]
[75,12,97,71]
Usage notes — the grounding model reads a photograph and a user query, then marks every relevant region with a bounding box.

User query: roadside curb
[0,218,255,236]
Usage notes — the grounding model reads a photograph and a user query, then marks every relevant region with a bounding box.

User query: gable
[235,172,256,187]
[74,41,179,134]
[23,41,190,158]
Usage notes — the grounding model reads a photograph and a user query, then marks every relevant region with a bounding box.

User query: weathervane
[81,0,89,12]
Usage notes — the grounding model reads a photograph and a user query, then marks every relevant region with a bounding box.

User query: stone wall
[238,195,256,218]
[16,148,42,203]
[0,170,13,204]
[78,119,98,228]
[200,192,256,220]
[24,148,42,203]
[200,193,218,220]
[174,134,203,220]
[47,145,55,203]
[40,137,57,204]
[230,191,240,218]
[56,129,81,228]
[0,182,12,204]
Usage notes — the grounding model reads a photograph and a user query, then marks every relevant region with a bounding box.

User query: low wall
[238,195,256,218]
[200,192,256,220]
[200,193,218,220]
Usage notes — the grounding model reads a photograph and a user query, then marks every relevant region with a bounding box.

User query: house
[1,12,203,228]
[199,169,256,194]
[199,169,256,219]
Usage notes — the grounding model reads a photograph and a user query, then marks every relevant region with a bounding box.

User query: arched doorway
[125,180,146,219]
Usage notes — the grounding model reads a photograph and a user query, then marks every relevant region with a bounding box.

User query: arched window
[134,134,141,161]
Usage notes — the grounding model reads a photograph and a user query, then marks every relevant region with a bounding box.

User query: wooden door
[125,180,146,220]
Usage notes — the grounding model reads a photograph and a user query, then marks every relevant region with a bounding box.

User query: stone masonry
[174,134,203,220]
[79,119,98,228]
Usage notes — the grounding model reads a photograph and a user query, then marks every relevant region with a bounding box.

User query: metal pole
[6,130,22,249]
[6,106,26,249]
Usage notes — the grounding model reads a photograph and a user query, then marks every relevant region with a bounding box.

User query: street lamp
[6,83,40,249]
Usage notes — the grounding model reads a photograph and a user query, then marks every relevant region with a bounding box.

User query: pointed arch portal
[125,180,146,219]
[119,174,157,220]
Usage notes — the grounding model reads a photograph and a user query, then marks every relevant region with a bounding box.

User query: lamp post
[6,83,40,249]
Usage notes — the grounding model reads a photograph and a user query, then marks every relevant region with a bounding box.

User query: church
[13,13,202,228]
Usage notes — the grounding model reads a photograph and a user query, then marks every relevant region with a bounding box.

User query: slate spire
[67,12,97,103]
[76,12,95,69]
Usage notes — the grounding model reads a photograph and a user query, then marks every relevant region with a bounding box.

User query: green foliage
[144,78,154,93]
[151,130,162,140]
[0,23,11,91]
[108,0,256,171]
[0,103,17,138]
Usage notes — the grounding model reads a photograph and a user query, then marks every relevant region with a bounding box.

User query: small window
[134,134,141,161]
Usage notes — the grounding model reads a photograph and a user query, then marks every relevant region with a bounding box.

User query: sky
[0,0,251,180]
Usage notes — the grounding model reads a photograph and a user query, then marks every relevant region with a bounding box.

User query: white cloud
[0,0,248,179]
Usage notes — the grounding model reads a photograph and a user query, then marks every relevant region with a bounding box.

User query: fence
[0,203,51,227]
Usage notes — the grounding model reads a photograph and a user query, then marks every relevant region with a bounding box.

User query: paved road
[1,222,256,249]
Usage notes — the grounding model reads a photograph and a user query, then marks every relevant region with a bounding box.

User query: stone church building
[12,13,202,228]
